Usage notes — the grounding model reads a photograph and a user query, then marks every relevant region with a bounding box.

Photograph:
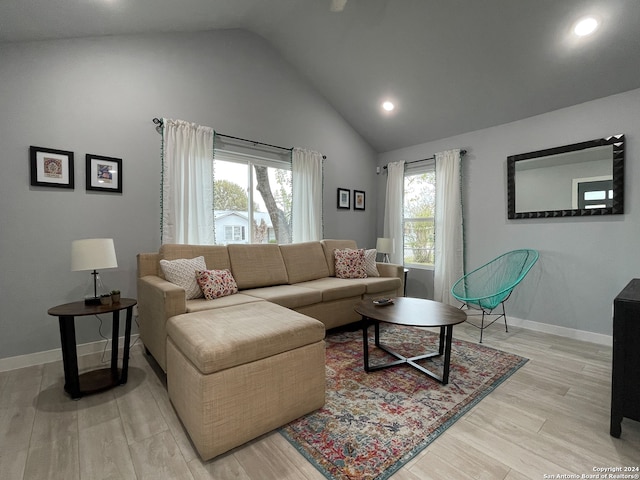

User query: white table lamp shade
[71,238,118,271]
[376,237,394,254]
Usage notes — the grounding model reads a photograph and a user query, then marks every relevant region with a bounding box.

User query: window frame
[213,145,292,245]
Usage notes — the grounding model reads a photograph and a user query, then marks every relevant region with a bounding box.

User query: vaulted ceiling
[1,0,639,152]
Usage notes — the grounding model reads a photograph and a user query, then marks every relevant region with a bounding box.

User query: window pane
[214,160,250,245]
[404,219,435,265]
[584,190,606,200]
[214,158,292,245]
[404,171,436,266]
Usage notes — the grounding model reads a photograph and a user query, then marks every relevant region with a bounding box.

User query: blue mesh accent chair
[451,249,539,343]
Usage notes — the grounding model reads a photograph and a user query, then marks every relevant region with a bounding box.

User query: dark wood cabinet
[611,279,640,437]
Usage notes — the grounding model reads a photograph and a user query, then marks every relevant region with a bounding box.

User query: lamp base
[84,296,101,306]
[81,271,109,305]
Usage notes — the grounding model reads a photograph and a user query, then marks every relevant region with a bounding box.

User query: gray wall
[0,30,378,360]
[378,88,639,336]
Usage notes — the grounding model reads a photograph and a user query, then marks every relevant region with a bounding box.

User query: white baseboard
[508,316,612,347]
[0,334,139,373]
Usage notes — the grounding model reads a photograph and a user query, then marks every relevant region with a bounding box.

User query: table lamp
[71,238,118,305]
[376,237,394,263]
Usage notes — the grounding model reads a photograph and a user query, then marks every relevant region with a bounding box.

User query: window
[224,225,246,243]
[403,162,436,268]
[213,141,292,245]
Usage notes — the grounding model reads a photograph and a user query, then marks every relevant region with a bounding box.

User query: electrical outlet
[133,305,139,317]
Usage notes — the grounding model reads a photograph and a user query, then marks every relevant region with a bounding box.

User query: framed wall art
[354,190,365,210]
[86,154,122,193]
[30,146,74,189]
[337,188,350,209]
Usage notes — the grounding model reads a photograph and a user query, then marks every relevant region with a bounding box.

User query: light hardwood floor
[1,322,639,480]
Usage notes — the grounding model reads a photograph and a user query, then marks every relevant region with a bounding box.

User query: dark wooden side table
[611,280,640,437]
[48,298,136,399]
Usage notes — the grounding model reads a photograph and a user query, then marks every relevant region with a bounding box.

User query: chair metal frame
[451,249,539,343]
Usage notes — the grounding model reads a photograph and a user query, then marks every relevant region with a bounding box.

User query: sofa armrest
[137,252,160,277]
[376,262,405,297]
[137,275,187,372]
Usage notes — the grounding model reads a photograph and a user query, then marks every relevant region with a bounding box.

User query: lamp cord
[94,314,140,364]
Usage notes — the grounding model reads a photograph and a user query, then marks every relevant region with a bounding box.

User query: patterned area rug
[280,324,528,480]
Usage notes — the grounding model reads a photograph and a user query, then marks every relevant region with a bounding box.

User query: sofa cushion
[364,249,380,277]
[358,276,402,295]
[242,285,323,309]
[298,277,366,302]
[196,269,238,300]
[280,242,330,284]
[186,294,264,313]
[227,244,289,289]
[159,244,231,276]
[321,239,358,276]
[160,256,206,300]
[334,248,367,279]
[166,302,325,375]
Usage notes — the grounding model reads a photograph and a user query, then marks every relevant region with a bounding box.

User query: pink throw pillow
[195,269,238,300]
[334,248,367,279]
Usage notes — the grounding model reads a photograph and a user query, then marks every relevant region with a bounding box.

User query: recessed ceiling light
[382,101,395,112]
[574,17,599,36]
[330,0,347,12]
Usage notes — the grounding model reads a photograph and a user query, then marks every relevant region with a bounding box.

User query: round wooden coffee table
[354,297,466,385]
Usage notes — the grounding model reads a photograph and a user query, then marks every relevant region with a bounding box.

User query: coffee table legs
[362,319,454,385]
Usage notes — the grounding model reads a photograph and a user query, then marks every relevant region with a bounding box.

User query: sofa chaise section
[166,302,326,461]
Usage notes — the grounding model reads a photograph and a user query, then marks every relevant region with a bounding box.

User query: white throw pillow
[364,249,380,277]
[159,256,206,300]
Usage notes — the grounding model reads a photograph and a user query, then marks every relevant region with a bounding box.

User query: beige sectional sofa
[136,239,403,460]
[137,239,404,372]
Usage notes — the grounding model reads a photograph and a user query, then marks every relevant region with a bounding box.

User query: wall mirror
[507,134,624,219]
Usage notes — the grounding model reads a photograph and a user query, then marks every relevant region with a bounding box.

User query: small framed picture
[30,146,74,189]
[86,154,122,193]
[337,188,350,209]
[354,190,365,210]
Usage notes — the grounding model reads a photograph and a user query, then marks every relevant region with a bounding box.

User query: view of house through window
[403,165,436,267]
[213,153,292,245]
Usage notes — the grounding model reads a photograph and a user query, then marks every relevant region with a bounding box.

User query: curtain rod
[152,118,326,159]
[382,149,467,170]
[216,132,293,153]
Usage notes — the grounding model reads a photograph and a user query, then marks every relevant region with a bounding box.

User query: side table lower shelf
[74,368,124,396]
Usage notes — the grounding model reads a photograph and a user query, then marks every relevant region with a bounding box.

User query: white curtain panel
[383,161,405,265]
[292,147,323,242]
[161,119,214,244]
[434,149,464,305]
